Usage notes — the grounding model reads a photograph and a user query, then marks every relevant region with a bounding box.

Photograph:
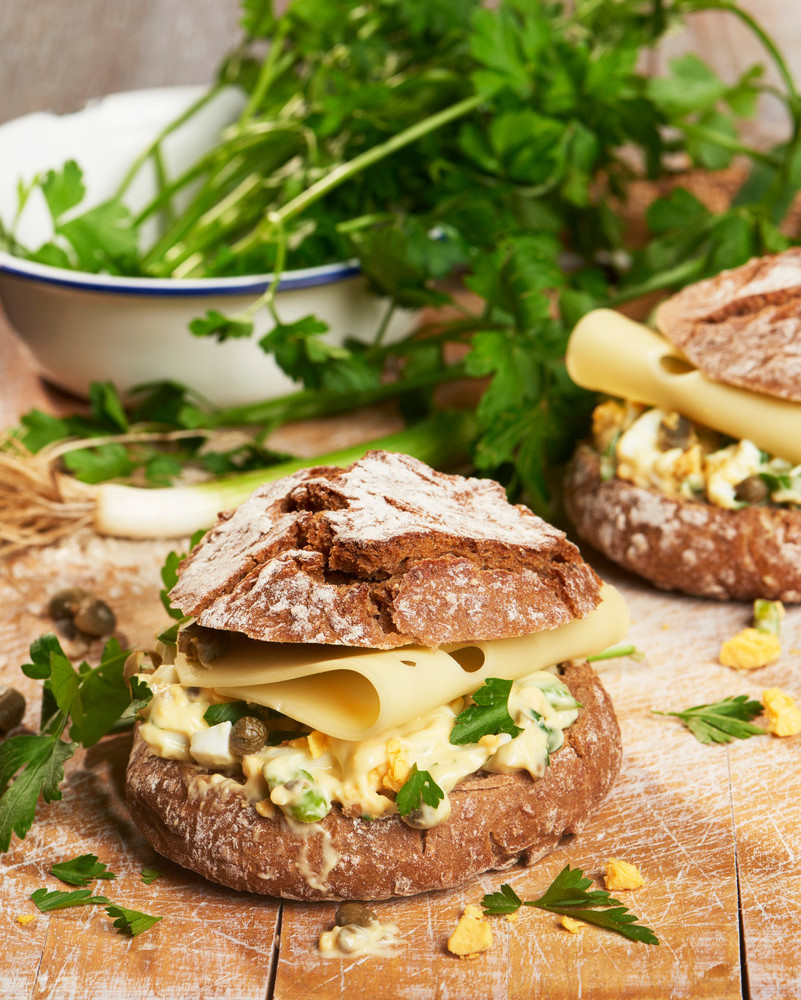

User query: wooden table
[0,311,799,999]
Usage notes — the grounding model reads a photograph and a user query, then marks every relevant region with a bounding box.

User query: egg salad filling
[134,655,581,831]
[593,400,801,510]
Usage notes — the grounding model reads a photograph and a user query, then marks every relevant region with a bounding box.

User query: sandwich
[125,449,629,901]
[563,249,801,602]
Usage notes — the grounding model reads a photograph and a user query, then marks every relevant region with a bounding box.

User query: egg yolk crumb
[447,904,493,958]
[604,859,644,891]
[15,914,36,927]
[719,628,781,670]
[763,688,801,737]
[561,915,584,934]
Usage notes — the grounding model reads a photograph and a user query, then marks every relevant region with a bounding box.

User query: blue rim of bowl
[0,251,361,296]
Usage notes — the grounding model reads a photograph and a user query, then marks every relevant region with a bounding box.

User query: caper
[335,902,378,928]
[734,474,769,504]
[72,596,116,637]
[0,686,25,735]
[657,413,693,451]
[230,715,269,756]
[53,617,80,641]
[402,795,452,830]
[178,624,230,664]
[48,587,88,621]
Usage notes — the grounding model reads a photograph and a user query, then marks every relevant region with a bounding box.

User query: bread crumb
[15,914,35,926]
[763,688,801,737]
[719,628,781,670]
[447,904,493,958]
[661,623,670,631]
[604,859,644,891]
[561,915,584,934]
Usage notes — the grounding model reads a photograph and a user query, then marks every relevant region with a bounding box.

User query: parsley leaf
[105,904,163,937]
[652,695,765,745]
[40,160,85,221]
[450,677,522,745]
[482,882,523,915]
[119,676,154,722]
[189,309,254,341]
[50,854,116,887]
[0,734,76,852]
[203,701,249,726]
[482,865,659,944]
[394,764,445,816]
[0,634,133,852]
[30,887,110,912]
[140,868,162,886]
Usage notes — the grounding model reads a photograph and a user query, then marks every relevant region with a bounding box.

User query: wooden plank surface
[1,312,800,999]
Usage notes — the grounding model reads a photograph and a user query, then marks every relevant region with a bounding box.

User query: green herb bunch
[5,0,801,510]
[0,635,132,852]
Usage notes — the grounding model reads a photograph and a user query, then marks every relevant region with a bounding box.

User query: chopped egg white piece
[189,721,235,768]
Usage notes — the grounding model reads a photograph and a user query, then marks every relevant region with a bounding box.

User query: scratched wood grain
[1,313,801,999]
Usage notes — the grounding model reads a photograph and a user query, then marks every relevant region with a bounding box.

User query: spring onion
[2,412,475,545]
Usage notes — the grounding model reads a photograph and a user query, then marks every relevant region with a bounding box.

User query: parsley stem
[238,21,292,125]
[607,257,705,307]
[114,84,225,202]
[210,360,470,428]
[269,93,485,228]
[676,123,783,169]
[694,1,800,115]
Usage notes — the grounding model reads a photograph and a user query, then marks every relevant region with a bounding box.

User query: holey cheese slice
[566,309,801,465]
[175,584,628,741]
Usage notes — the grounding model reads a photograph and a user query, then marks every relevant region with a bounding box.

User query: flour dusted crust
[564,445,801,602]
[169,451,602,648]
[125,660,621,901]
[655,249,801,402]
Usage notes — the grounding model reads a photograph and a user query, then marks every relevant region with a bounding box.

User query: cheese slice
[566,309,801,465]
[175,584,629,741]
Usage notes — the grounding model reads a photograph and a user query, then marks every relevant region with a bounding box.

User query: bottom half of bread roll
[565,444,801,602]
[125,660,621,901]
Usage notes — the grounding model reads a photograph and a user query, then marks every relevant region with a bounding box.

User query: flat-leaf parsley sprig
[449,677,522,745]
[50,853,116,887]
[394,764,445,817]
[482,865,659,944]
[651,695,765,745]
[0,634,132,853]
[29,853,163,937]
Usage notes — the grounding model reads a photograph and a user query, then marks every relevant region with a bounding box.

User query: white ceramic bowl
[0,87,412,407]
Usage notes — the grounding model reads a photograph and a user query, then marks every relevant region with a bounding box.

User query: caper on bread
[563,250,801,601]
[125,451,628,900]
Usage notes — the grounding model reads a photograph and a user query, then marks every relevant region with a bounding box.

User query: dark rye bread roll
[125,660,621,901]
[169,450,602,649]
[655,248,801,402]
[564,445,801,602]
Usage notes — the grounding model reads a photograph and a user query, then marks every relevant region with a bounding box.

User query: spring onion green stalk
[587,644,642,662]
[93,411,475,539]
[752,599,784,636]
